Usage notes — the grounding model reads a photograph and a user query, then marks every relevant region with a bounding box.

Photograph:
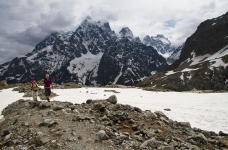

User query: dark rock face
[137,11,228,91]
[168,12,228,71]
[96,39,168,85]
[0,17,168,86]
[167,43,185,65]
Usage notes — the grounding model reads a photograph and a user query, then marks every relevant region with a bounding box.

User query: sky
[0,0,227,65]
[0,87,228,134]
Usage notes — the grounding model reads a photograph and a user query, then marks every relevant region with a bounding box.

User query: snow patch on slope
[67,52,103,83]
[26,45,53,62]
[113,64,124,84]
[165,68,200,76]
[189,44,228,67]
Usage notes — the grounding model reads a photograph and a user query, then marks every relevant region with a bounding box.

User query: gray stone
[47,110,59,116]
[144,110,157,119]
[39,102,51,109]
[23,122,29,127]
[107,95,117,104]
[164,108,171,111]
[154,111,168,118]
[78,135,82,140]
[36,134,50,146]
[39,119,59,127]
[71,132,76,136]
[52,104,64,111]
[189,145,200,150]
[29,101,40,108]
[5,147,14,150]
[17,108,28,115]
[4,133,12,141]
[86,99,92,104]
[118,134,128,140]
[54,131,63,136]
[134,107,142,113]
[15,145,28,150]
[140,138,157,148]
[96,130,109,141]
[158,145,174,150]
[219,131,228,136]
[170,140,179,147]
[174,121,191,128]
[187,133,208,144]
[72,115,92,121]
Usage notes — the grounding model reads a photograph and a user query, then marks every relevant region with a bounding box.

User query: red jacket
[44,78,52,87]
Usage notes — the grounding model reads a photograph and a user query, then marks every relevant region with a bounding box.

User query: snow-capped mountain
[137,11,228,91]
[0,17,168,86]
[167,43,185,65]
[142,34,175,58]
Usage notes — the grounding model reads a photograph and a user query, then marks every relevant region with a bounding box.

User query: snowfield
[0,87,228,134]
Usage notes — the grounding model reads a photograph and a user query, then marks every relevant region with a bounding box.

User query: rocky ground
[0,84,228,150]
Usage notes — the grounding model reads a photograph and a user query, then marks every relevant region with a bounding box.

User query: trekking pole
[52,81,54,101]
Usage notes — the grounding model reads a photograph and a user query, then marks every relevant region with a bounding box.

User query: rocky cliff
[137,12,228,91]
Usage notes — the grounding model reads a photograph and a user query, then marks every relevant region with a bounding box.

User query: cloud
[0,0,228,64]
[0,37,33,64]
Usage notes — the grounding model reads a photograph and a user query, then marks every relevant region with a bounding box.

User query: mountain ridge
[136,11,228,91]
[0,17,172,86]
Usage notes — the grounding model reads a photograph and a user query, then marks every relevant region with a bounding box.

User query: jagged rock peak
[151,34,170,45]
[155,34,165,38]
[79,16,111,30]
[133,36,142,43]
[119,27,134,39]
[143,35,151,45]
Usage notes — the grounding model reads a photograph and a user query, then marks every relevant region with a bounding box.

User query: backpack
[31,82,38,91]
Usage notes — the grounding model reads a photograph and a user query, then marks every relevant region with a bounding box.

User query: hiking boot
[47,98,50,102]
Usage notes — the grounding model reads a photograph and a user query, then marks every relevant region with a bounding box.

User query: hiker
[43,74,52,102]
[30,80,39,101]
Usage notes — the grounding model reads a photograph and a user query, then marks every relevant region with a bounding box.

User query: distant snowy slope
[142,34,175,58]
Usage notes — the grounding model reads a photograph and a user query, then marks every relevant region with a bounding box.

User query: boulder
[0,80,8,86]
[39,102,51,109]
[187,133,208,145]
[140,138,158,148]
[51,104,64,111]
[96,130,109,141]
[219,139,228,147]
[219,131,228,136]
[134,107,142,113]
[107,95,117,104]
[154,111,168,119]
[143,110,157,119]
[36,134,50,146]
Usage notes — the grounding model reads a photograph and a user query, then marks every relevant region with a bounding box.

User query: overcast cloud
[0,0,227,64]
